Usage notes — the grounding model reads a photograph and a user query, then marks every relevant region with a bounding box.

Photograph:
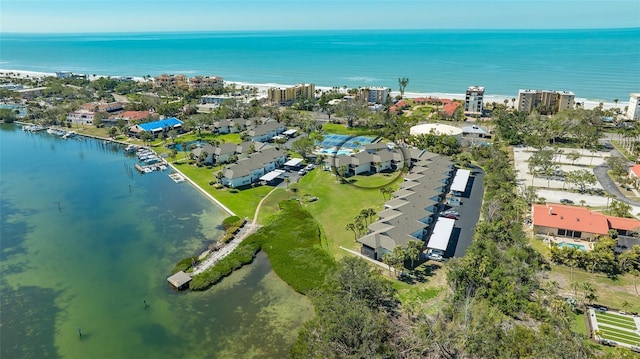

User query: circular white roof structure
[410,123,463,137]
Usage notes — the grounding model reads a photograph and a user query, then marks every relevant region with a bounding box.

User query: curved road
[593,165,640,206]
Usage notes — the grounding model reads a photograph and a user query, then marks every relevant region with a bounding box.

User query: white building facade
[464,86,484,115]
[627,93,640,121]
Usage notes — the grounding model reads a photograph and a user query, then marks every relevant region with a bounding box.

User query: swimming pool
[558,242,586,251]
[317,134,377,150]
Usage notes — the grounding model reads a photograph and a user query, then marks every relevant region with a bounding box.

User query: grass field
[321,123,377,136]
[542,265,640,314]
[293,169,401,258]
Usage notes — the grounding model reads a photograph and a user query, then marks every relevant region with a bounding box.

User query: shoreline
[29,123,238,217]
[0,68,628,111]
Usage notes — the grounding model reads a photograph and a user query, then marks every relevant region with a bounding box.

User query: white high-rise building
[627,93,640,121]
[464,86,484,115]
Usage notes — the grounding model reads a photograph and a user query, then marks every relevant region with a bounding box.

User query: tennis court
[589,308,640,349]
[316,134,377,150]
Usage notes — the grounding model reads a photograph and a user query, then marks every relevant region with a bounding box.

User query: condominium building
[267,83,315,105]
[464,86,484,115]
[517,89,575,114]
[153,74,188,89]
[627,93,640,121]
[359,87,390,104]
[189,76,224,91]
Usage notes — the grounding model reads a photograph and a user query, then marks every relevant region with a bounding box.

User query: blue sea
[1,28,638,101]
[0,125,312,358]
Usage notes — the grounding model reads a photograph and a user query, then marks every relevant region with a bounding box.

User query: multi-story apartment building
[267,83,315,105]
[517,89,575,114]
[627,93,640,121]
[153,74,188,90]
[464,86,484,115]
[359,87,389,104]
[189,76,224,91]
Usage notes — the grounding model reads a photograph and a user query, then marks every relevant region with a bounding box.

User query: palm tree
[345,223,357,241]
[406,240,422,269]
[511,98,516,109]
[398,77,409,98]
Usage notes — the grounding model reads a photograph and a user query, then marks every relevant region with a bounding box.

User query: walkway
[191,186,278,276]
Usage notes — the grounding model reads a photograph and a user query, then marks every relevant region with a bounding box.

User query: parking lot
[513,145,640,218]
[589,308,640,350]
[442,166,485,258]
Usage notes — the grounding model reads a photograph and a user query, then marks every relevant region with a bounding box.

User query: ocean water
[1,29,638,101]
[0,124,313,358]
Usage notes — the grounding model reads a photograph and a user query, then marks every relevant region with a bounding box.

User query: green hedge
[171,256,200,275]
[222,215,243,230]
[189,200,335,294]
[189,240,261,290]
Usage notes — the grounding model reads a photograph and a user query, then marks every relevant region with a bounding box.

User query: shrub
[222,216,243,230]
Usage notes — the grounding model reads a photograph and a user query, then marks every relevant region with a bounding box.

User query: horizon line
[2,26,639,35]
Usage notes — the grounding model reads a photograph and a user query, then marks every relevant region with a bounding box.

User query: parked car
[443,210,460,216]
[442,213,459,220]
[560,199,574,204]
[298,169,306,176]
[305,164,315,171]
[429,253,444,261]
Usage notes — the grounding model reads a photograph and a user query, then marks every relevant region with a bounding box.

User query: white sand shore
[1,68,628,111]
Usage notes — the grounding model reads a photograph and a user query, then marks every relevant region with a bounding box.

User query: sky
[1,0,639,33]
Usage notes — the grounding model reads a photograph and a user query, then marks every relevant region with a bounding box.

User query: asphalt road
[593,164,640,206]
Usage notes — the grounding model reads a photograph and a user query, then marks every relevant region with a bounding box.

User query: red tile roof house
[442,102,462,118]
[532,203,640,241]
[628,164,640,190]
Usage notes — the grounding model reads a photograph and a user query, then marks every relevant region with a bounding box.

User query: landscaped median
[190,199,335,293]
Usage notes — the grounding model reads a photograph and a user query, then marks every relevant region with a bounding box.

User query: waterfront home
[214,143,238,164]
[220,148,287,188]
[128,117,183,139]
[191,144,216,164]
[67,110,96,125]
[80,100,124,113]
[358,151,455,260]
[244,121,286,142]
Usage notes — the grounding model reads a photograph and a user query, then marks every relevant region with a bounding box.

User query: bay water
[0,124,313,358]
[1,28,638,101]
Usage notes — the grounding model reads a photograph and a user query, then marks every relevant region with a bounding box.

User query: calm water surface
[0,124,312,358]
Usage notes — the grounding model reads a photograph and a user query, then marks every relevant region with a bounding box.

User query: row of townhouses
[325,143,402,176]
[191,141,273,165]
[220,148,288,188]
[358,150,456,260]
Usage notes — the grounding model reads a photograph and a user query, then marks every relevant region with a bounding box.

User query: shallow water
[0,124,312,358]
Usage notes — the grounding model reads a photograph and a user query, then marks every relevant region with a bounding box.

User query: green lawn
[294,169,401,258]
[572,312,588,336]
[346,171,404,188]
[321,123,377,136]
[543,265,640,314]
[173,162,273,218]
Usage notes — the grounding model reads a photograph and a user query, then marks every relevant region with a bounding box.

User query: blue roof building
[130,117,183,138]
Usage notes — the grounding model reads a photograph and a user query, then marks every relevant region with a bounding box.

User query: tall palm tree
[345,223,357,241]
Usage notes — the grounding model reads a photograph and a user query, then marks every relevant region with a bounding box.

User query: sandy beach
[1,68,628,111]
